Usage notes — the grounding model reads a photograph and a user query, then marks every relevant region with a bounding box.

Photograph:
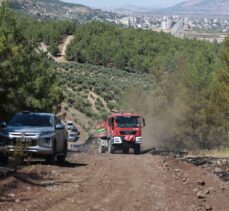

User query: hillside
[62,22,229,151]
[0,2,228,152]
[163,0,229,14]
[2,0,117,21]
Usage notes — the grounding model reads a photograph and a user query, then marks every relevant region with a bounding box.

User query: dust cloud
[122,87,187,151]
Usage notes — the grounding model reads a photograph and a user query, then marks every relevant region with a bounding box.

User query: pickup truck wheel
[57,141,67,164]
[0,154,8,165]
[134,144,140,155]
[45,141,56,165]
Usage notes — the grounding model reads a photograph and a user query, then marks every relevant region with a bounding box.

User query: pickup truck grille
[120,130,137,135]
[9,132,39,138]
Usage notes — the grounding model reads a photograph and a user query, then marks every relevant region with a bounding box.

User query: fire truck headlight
[113,137,122,144]
[135,137,142,144]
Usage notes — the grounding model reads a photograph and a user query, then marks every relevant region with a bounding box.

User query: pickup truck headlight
[39,131,54,138]
[113,137,122,144]
[38,138,52,148]
[135,137,142,144]
[0,133,9,146]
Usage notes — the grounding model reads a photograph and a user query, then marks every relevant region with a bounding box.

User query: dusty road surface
[1,151,229,211]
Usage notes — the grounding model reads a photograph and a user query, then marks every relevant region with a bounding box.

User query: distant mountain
[115,5,151,13]
[163,0,229,14]
[0,0,118,21]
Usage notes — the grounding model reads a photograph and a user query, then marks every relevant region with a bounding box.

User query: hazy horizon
[61,0,185,9]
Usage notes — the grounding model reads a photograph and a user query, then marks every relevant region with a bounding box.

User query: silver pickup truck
[0,112,68,164]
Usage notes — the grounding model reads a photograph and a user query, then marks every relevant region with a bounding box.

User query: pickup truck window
[8,113,53,127]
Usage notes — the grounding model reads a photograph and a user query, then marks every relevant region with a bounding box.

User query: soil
[1,147,229,211]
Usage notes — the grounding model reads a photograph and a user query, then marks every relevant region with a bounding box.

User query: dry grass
[187,148,229,158]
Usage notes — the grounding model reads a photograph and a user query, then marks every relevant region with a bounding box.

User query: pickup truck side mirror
[55,123,65,130]
[1,122,6,128]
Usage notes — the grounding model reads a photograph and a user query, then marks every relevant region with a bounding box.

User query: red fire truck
[95,113,145,154]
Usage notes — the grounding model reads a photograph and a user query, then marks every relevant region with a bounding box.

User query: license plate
[15,138,33,146]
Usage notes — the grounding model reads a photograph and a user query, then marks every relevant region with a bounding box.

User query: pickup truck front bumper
[7,145,53,156]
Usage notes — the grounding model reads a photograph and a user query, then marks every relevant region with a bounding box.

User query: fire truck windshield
[115,116,140,128]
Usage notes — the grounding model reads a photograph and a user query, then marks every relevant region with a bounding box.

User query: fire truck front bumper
[112,136,142,144]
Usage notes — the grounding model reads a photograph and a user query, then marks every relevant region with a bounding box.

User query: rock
[214,167,223,173]
[204,189,210,194]
[1,197,6,201]
[15,198,21,203]
[174,169,181,172]
[193,188,200,193]
[217,159,228,166]
[51,170,57,174]
[26,186,31,190]
[204,187,214,194]
[210,187,214,192]
[182,178,187,182]
[197,191,206,199]
[8,193,15,198]
[77,200,84,204]
[205,204,212,210]
[197,180,206,186]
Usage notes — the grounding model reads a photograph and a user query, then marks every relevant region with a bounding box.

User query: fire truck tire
[123,142,129,154]
[99,145,106,153]
[134,144,140,155]
[108,140,115,154]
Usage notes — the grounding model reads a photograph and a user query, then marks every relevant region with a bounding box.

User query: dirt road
[38,35,74,63]
[1,151,229,211]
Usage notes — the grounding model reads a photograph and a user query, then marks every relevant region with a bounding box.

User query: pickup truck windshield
[8,113,53,127]
[116,116,140,128]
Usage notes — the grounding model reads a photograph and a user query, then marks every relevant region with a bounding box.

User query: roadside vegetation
[122,36,229,151]
[21,18,77,56]
[65,22,222,73]
[53,62,152,120]
[0,3,228,152]
[65,21,228,151]
[0,3,63,119]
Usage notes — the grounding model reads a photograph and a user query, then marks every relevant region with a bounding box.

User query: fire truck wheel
[134,144,140,155]
[108,140,115,154]
[99,144,106,153]
[123,142,129,154]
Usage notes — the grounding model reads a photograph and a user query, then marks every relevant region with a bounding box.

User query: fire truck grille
[120,131,137,135]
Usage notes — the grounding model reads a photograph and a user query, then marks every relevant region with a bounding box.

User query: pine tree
[209,37,229,148]
[0,2,63,119]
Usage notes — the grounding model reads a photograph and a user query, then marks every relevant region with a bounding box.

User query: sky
[62,0,185,9]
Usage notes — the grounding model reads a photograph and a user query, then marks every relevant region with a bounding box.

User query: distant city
[6,0,228,43]
[98,13,228,43]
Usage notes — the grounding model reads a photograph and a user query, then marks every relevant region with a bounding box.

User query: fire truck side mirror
[108,118,114,127]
